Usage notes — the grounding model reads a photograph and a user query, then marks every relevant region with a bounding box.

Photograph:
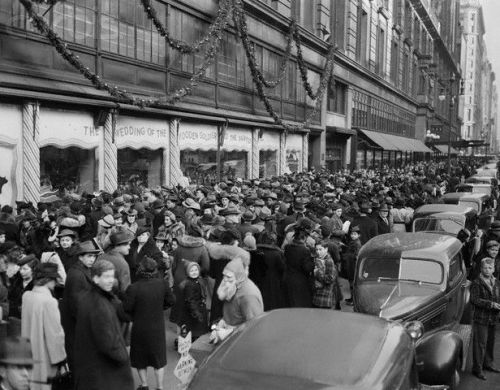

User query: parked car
[456,183,492,196]
[188,309,450,390]
[353,232,471,388]
[412,204,479,267]
[441,192,494,229]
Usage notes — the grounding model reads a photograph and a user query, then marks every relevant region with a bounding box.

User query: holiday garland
[140,0,231,54]
[19,0,334,133]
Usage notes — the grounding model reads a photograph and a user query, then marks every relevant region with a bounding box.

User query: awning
[358,129,433,153]
[434,145,459,154]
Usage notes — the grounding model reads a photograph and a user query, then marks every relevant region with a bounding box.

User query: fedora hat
[98,214,115,229]
[151,199,165,209]
[242,210,255,222]
[57,228,77,238]
[74,240,101,256]
[182,197,201,211]
[154,231,168,241]
[126,208,138,216]
[110,230,134,246]
[379,203,389,212]
[0,337,36,366]
[219,206,240,216]
[136,226,151,237]
[34,263,59,281]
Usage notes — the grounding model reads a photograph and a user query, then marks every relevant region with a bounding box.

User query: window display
[259,150,277,178]
[118,148,164,188]
[40,146,96,192]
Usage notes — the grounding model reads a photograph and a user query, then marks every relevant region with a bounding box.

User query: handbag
[51,363,73,390]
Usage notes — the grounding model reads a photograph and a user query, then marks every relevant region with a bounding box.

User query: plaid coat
[312,253,339,308]
[470,275,500,325]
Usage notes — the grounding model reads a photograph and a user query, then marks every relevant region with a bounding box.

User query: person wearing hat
[123,256,175,390]
[482,221,500,253]
[214,257,263,328]
[55,228,78,271]
[73,260,134,390]
[21,263,66,390]
[98,230,134,297]
[0,336,34,390]
[342,226,362,306]
[350,202,378,245]
[8,255,38,319]
[237,211,259,237]
[123,208,139,234]
[175,261,209,343]
[470,257,500,380]
[60,240,100,370]
[126,226,163,283]
[374,203,392,235]
[219,206,241,226]
[95,214,115,252]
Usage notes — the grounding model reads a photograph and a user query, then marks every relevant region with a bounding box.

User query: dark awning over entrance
[358,129,433,153]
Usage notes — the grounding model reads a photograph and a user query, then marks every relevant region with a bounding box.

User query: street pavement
[135,277,500,389]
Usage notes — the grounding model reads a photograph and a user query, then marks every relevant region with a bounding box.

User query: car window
[360,258,443,284]
[448,253,463,287]
[458,201,479,212]
[413,218,463,235]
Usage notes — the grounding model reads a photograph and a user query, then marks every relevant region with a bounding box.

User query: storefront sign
[39,108,97,148]
[258,130,280,151]
[224,127,252,152]
[179,123,218,151]
[286,133,303,152]
[115,116,168,149]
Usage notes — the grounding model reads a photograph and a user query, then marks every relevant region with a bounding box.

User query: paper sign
[174,353,196,384]
[177,332,192,355]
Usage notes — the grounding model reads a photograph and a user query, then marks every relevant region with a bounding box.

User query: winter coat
[56,245,78,272]
[223,278,264,327]
[375,215,391,235]
[7,274,33,319]
[21,286,66,390]
[283,241,314,307]
[470,275,500,325]
[178,277,209,339]
[342,238,362,282]
[98,248,131,297]
[0,276,8,319]
[312,253,338,309]
[126,238,164,282]
[123,276,175,369]
[351,215,378,245]
[60,261,93,368]
[255,244,285,311]
[73,284,134,390]
[205,242,250,323]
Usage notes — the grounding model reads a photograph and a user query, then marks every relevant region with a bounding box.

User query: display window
[40,146,96,192]
[259,150,277,178]
[118,148,164,187]
[181,150,248,184]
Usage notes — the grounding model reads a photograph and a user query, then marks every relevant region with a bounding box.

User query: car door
[443,252,466,327]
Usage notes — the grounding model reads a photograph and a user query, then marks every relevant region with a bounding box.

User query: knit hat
[185,261,201,275]
[243,234,257,251]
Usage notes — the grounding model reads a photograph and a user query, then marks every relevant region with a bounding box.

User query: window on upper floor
[331,0,346,51]
[468,109,471,121]
[376,26,386,75]
[298,0,316,34]
[404,0,412,39]
[402,49,410,90]
[390,40,399,85]
[53,0,95,46]
[467,125,471,138]
[327,79,346,114]
[413,17,420,51]
[393,0,402,26]
[356,3,368,66]
[100,0,166,64]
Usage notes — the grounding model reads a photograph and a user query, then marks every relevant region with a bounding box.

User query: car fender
[415,330,463,386]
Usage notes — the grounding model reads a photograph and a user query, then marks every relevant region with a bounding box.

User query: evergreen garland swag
[19,0,335,133]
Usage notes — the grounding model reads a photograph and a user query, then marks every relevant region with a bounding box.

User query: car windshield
[360,257,443,284]
[413,217,463,235]
[458,200,479,212]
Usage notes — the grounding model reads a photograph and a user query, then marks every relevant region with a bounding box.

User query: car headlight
[404,320,424,341]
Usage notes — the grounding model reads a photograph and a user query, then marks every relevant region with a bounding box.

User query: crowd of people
[0,158,499,389]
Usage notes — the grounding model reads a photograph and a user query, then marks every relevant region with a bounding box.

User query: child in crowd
[312,241,338,309]
[342,226,362,305]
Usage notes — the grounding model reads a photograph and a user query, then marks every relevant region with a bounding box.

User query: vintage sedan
[353,232,471,388]
[188,309,449,390]
[412,204,479,267]
[441,192,494,229]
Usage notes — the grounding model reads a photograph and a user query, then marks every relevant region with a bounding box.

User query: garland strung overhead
[140,0,232,54]
[18,0,230,106]
[232,0,335,132]
[19,0,335,133]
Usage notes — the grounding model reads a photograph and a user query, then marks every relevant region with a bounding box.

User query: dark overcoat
[126,238,164,282]
[283,241,314,307]
[123,277,175,369]
[255,244,285,311]
[60,261,93,368]
[73,284,134,390]
[177,277,209,339]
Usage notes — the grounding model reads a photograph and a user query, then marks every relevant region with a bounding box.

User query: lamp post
[438,73,456,176]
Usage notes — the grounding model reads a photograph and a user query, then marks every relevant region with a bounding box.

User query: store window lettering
[83,126,100,136]
[116,126,168,138]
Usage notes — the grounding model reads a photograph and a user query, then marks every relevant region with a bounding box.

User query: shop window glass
[118,148,163,188]
[259,150,278,178]
[40,146,96,193]
[286,151,301,173]
[356,150,365,169]
[181,150,248,185]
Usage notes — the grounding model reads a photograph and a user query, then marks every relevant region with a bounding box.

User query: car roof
[359,232,462,265]
[414,204,475,216]
[190,309,412,390]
